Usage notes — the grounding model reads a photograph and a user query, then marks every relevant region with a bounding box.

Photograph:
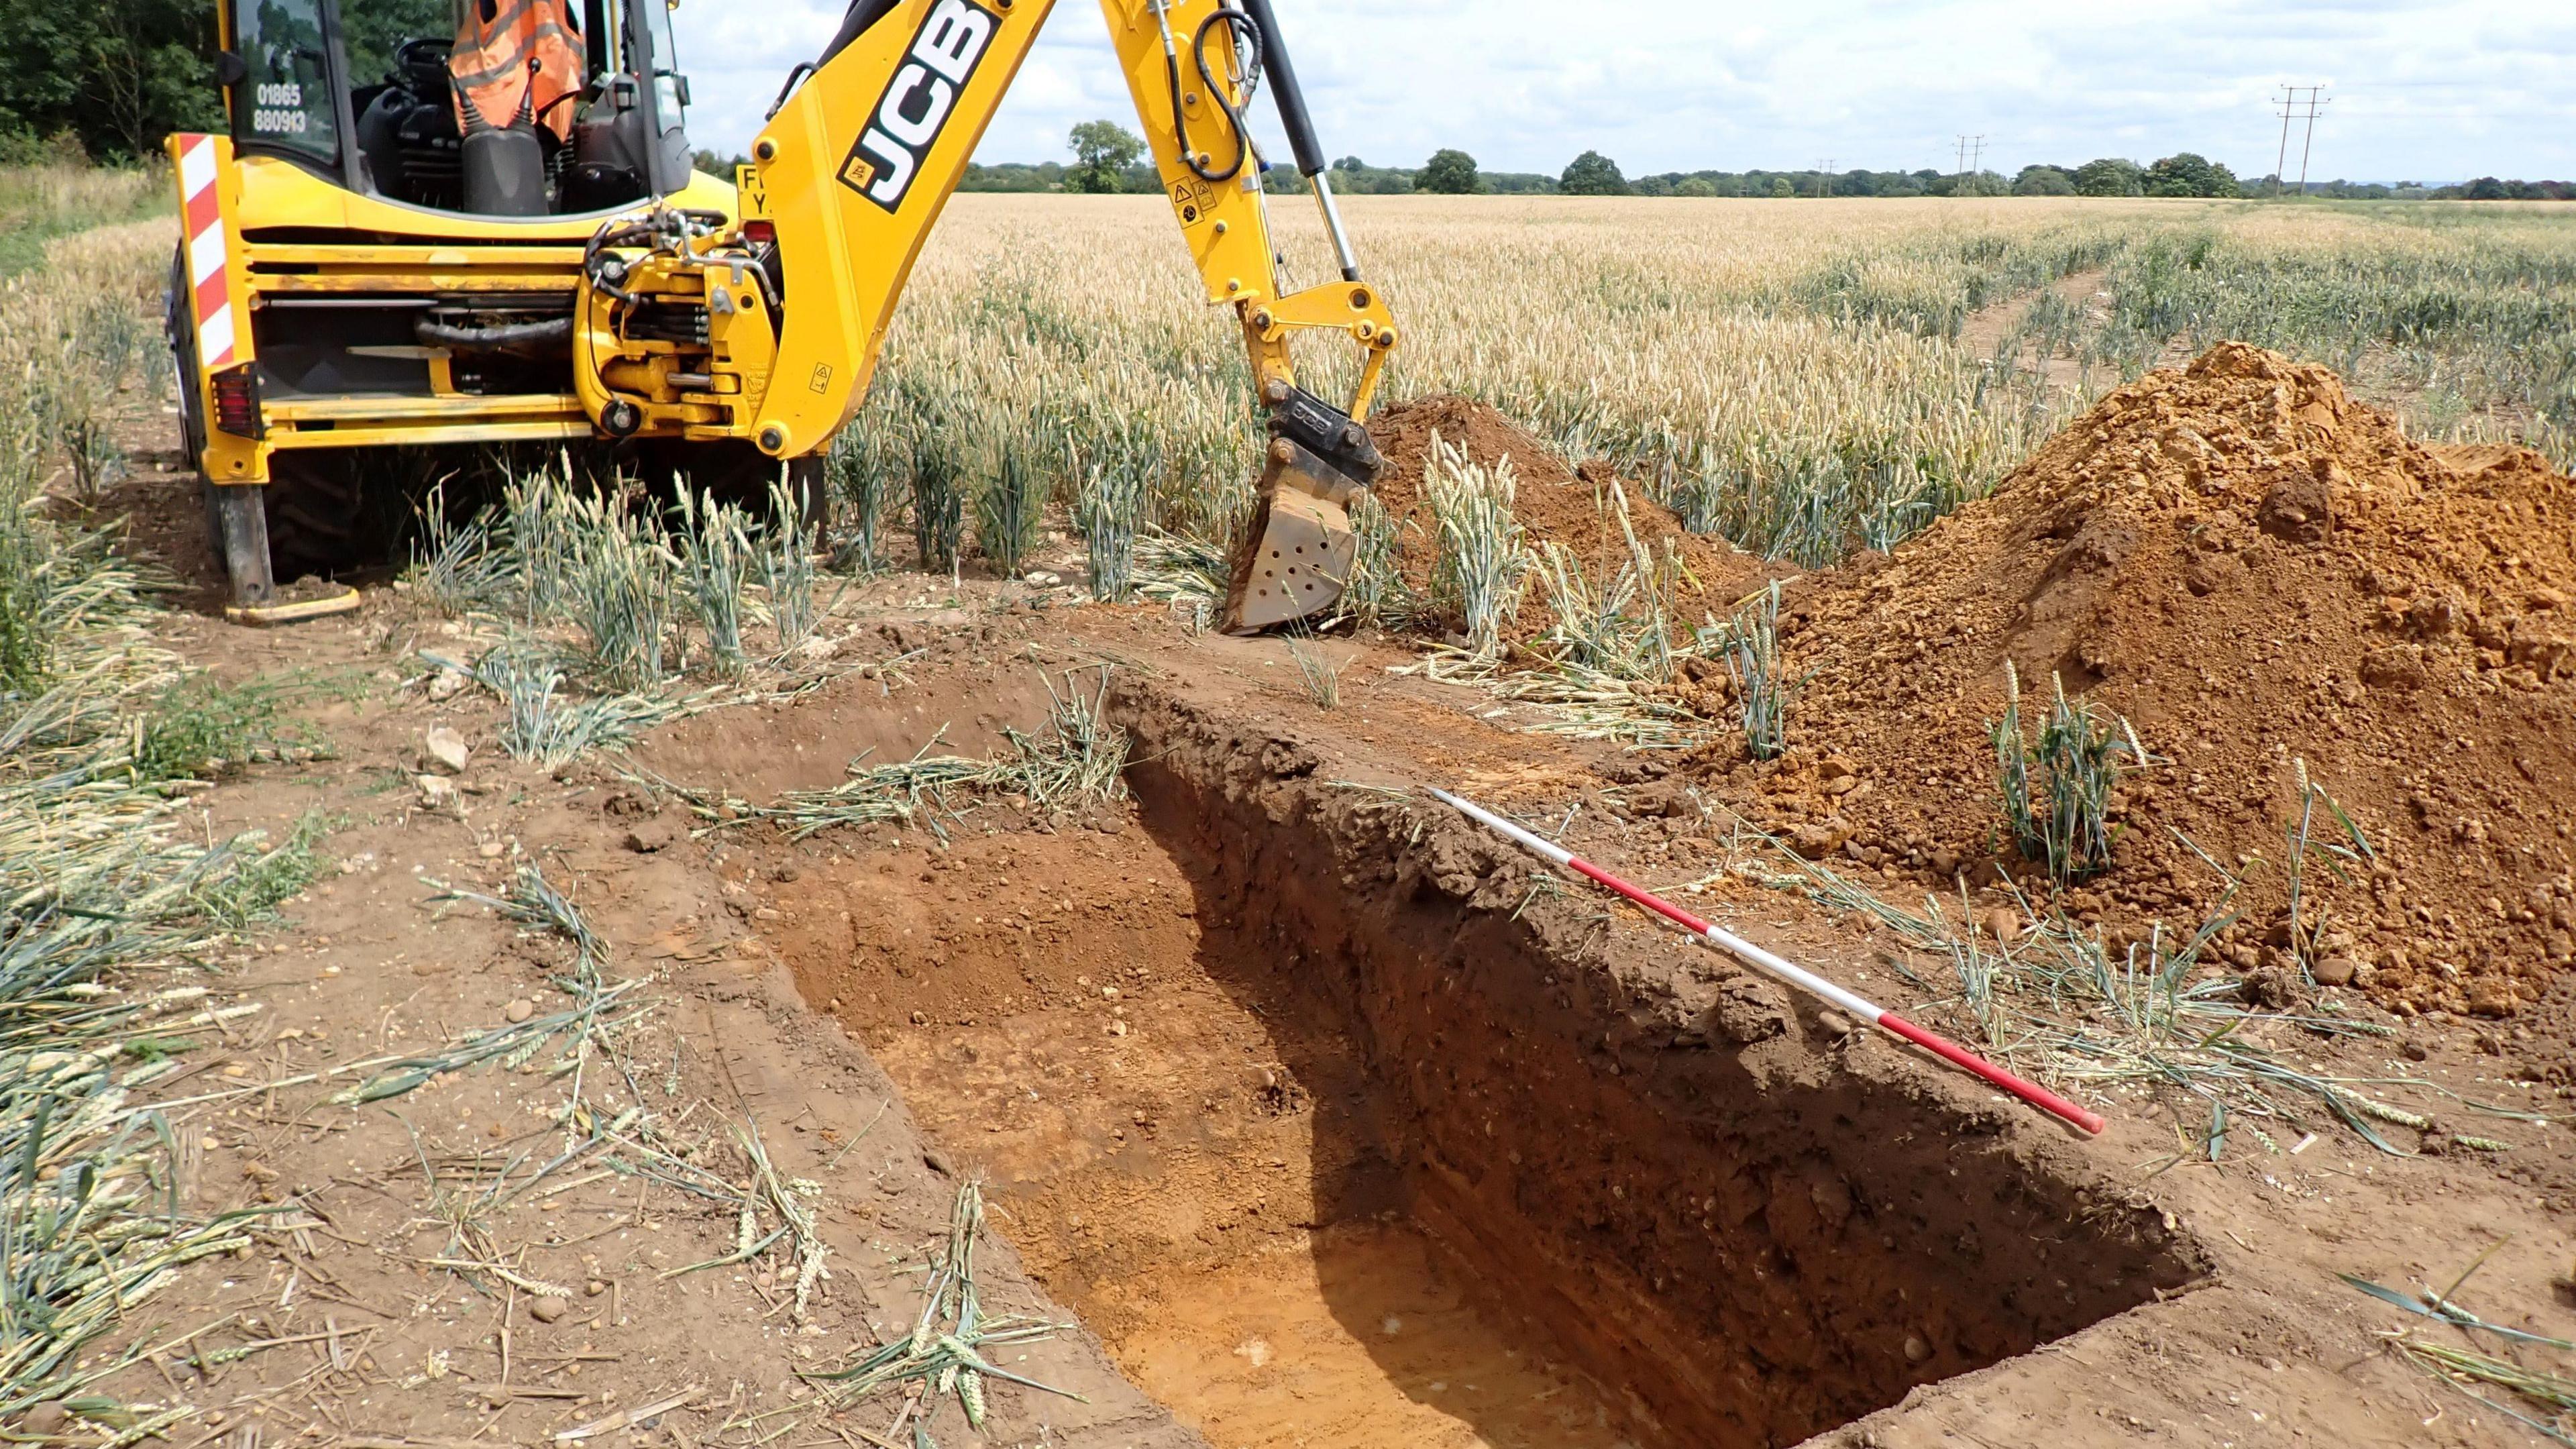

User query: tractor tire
[647,440,829,537]
[260,451,368,581]
[164,246,210,473]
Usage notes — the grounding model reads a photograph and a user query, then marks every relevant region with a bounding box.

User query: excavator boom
[599,0,1397,630]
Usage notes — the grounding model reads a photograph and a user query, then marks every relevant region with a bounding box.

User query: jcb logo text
[841,0,998,211]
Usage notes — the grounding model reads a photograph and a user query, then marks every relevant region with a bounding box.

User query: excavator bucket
[1221,390,1386,635]
[1222,439,1360,633]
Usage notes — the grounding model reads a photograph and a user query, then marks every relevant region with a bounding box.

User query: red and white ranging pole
[1428,788,2106,1136]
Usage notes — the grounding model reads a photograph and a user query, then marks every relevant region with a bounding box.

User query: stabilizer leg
[209,483,277,609]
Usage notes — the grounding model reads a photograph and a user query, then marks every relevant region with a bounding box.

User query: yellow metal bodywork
[1097,0,1397,414]
[171,133,260,486]
[168,139,737,486]
[572,239,782,444]
[731,0,1397,460]
[170,0,1395,498]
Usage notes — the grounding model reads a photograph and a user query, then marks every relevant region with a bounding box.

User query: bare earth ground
[58,388,2573,1449]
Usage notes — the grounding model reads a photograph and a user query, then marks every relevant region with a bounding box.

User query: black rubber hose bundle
[1167,7,1263,185]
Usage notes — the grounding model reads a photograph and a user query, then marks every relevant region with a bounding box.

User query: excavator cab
[228,0,694,219]
[176,0,761,615]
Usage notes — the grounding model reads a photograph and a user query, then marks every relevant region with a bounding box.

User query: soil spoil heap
[1723,342,2576,1022]
[1364,393,1769,638]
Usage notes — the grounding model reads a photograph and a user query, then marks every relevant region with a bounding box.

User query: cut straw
[1430,788,2106,1135]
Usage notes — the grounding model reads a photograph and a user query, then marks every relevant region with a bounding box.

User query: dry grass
[1701,823,2546,1160]
[0,166,162,276]
[659,667,1131,843]
[0,219,342,1421]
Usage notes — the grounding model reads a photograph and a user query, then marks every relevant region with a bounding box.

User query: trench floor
[767,812,1636,1449]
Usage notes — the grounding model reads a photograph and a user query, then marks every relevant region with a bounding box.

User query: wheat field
[871,194,2576,566]
[17,181,2574,576]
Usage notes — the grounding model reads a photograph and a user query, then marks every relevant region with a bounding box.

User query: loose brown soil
[756,695,2200,1448]
[1703,343,2576,1029]
[1364,393,1775,637]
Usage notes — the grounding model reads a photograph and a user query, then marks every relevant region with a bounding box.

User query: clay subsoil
[1705,345,2576,1042]
[1360,393,1778,641]
[58,360,2576,1449]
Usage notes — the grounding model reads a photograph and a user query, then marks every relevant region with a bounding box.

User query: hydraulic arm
[571,0,1398,631]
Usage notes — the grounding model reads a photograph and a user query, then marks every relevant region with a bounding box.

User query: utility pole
[1954,134,1985,195]
[2272,86,2298,197]
[2271,86,2328,196]
[1814,157,1835,198]
[2296,90,2330,195]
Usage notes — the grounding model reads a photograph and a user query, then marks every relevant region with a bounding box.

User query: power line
[2271,86,2328,195]
[1953,133,1985,194]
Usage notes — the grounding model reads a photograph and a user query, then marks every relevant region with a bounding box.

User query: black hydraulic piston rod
[1233,0,1361,281]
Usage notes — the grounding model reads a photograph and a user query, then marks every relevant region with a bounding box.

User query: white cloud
[669,0,2576,182]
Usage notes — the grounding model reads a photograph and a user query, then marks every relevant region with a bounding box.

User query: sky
[670,1,2576,184]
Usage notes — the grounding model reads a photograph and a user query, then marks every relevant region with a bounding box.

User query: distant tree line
[2432,177,2576,201]
[1003,123,2574,205]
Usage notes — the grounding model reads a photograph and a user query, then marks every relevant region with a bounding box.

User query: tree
[1769,176,1794,199]
[339,0,451,85]
[2143,152,2241,199]
[1415,148,1479,193]
[1332,155,1365,174]
[2014,165,2075,197]
[1558,150,1627,196]
[1066,119,1145,194]
[1673,176,1717,198]
[0,0,224,162]
[2073,158,2144,197]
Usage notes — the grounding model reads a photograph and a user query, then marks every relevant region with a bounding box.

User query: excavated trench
[765,682,2206,1449]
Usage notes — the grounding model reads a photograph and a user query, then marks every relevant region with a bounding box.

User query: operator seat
[451,0,584,215]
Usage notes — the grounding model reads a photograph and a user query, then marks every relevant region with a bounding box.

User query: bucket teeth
[1220,438,1362,634]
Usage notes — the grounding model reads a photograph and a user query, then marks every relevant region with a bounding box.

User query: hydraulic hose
[416,315,574,354]
[1163,5,1262,185]
[817,0,902,68]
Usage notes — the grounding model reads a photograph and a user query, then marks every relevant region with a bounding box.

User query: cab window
[644,0,688,136]
[235,0,345,173]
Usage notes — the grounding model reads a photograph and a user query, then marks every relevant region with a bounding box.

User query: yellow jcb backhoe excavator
[168,0,1395,631]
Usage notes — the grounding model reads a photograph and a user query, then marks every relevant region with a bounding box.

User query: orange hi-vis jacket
[451,0,584,140]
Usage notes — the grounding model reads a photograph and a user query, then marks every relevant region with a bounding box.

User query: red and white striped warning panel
[177,135,237,370]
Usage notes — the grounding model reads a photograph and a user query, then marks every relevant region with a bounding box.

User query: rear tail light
[741,219,777,247]
[211,363,265,439]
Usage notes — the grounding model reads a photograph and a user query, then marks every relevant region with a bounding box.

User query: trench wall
[1121,686,2207,1447]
